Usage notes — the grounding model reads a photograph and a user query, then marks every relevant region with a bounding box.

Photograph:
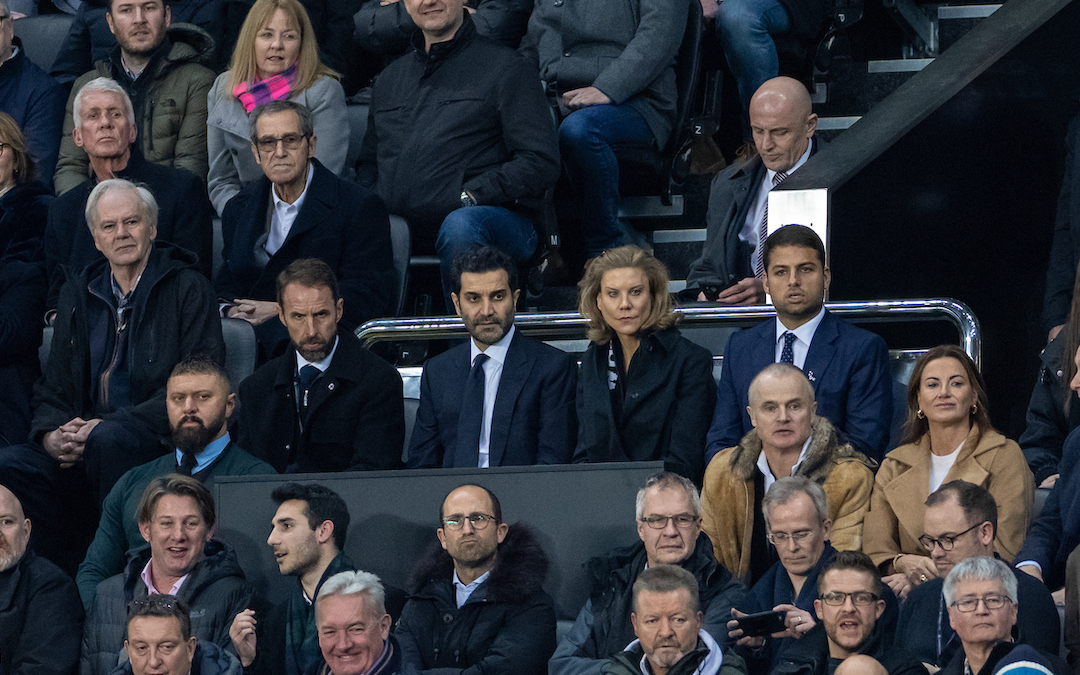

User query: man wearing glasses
[216,99,392,357]
[897,481,1059,672]
[551,472,743,675]
[940,557,1063,675]
[395,484,556,675]
[772,551,924,675]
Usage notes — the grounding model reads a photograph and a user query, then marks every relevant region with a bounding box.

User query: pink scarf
[233,63,298,113]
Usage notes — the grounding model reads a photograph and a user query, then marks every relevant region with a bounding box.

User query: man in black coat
[550,472,745,675]
[0,483,84,675]
[396,485,556,675]
[0,178,224,575]
[217,100,393,358]
[44,78,213,310]
[237,258,405,473]
[899,482,1059,671]
[408,246,575,468]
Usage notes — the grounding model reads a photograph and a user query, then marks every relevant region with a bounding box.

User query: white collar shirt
[756,436,813,494]
[469,325,515,468]
[773,307,826,369]
[266,163,314,256]
[739,141,814,247]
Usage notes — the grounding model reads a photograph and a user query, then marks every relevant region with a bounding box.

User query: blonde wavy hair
[226,0,339,95]
[577,246,678,344]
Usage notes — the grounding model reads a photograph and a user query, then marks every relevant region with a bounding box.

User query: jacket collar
[725,415,875,482]
[886,425,1002,470]
[0,547,33,610]
[411,12,476,69]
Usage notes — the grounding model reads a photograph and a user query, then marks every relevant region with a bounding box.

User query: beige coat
[701,416,876,581]
[863,425,1033,568]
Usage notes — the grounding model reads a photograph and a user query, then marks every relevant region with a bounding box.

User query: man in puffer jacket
[82,475,251,675]
[395,484,556,675]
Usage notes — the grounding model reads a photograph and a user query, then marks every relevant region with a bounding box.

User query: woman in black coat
[0,112,51,262]
[573,245,715,485]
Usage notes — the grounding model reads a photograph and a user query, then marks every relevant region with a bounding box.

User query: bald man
[687,77,820,304]
[0,484,84,675]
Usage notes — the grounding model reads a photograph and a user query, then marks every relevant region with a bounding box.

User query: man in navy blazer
[705,225,891,462]
[408,246,576,468]
[215,100,393,357]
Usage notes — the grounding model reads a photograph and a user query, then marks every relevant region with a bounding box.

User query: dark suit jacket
[1017,424,1080,589]
[685,139,820,293]
[705,309,892,462]
[574,325,715,485]
[215,158,394,336]
[236,331,405,473]
[408,329,577,468]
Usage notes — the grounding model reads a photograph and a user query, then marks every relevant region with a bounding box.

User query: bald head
[748,363,815,407]
[749,76,817,173]
[0,484,31,572]
[747,364,817,453]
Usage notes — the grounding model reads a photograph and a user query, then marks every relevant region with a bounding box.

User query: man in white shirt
[408,246,576,468]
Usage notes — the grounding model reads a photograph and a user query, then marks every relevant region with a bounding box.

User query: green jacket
[74,439,275,609]
[55,24,215,194]
[602,637,748,675]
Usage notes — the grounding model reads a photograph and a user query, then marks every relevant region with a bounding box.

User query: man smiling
[314,572,398,675]
[409,246,576,468]
[81,475,250,675]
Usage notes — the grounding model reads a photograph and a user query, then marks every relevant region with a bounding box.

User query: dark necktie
[178,451,197,476]
[298,364,321,411]
[454,353,489,467]
[779,331,797,364]
[755,170,789,277]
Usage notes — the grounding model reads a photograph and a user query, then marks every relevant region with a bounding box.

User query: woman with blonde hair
[0,112,52,258]
[206,0,348,216]
[573,245,716,483]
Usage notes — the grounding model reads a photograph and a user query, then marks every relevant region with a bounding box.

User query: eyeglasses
[0,14,10,23]
[255,133,308,154]
[918,522,984,552]
[819,591,879,606]
[950,594,1012,612]
[442,513,498,531]
[640,514,700,530]
[0,143,7,157]
[767,529,815,545]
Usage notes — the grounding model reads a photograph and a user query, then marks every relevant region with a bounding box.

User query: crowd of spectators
[1,0,1080,674]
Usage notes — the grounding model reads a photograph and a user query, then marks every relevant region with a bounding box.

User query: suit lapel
[260,162,335,286]
[803,311,838,388]
[488,334,529,467]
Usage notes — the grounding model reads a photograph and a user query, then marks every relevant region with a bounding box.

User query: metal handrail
[356,298,981,367]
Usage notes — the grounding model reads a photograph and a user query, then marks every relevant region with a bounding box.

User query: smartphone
[700,278,740,301]
[734,610,787,638]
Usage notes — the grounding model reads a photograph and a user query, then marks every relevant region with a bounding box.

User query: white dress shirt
[266,164,314,256]
[470,325,515,468]
[738,141,814,250]
[453,569,491,607]
[773,307,826,369]
[757,436,813,494]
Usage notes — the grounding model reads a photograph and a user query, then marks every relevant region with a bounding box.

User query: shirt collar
[140,558,188,596]
[174,432,231,474]
[273,163,315,209]
[765,138,813,184]
[776,306,826,345]
[756,435,813,480]
[296,334,339,373]
[470,324,515,367]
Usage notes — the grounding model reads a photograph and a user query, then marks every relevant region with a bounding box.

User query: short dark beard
[171,411,225,454]
[294,332,337,363]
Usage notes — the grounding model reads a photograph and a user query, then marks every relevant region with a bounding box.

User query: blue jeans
[559,104,655,258]
[436,206,538,312]
[717,0,791,124]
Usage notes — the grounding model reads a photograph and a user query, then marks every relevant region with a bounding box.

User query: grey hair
[762,476,828,528]
[632,564,700,614]
[85,179,159,232]
[248,100,315,145]
[635,471,701,521]
[942,556,1018,607]
[73,77,135,128]
[316,570,387,616]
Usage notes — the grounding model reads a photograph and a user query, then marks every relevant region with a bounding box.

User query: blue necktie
[779,332,797,364]
[455,353,489,467]
[298,364,321,411]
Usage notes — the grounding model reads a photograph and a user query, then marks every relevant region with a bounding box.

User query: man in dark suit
[685,76,819,304]
[216,99,393,357]
[705,224,891,462]
[408,246,576,468]
[236,258,405,473]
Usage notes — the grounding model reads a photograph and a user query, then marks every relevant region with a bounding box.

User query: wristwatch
[460,190,477,207]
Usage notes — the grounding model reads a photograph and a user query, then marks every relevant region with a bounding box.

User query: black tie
[178,451,197,476]
[455,353,489,467]
[298,364,321,411]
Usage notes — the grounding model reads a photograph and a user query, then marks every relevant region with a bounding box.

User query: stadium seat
[12,13,74,71]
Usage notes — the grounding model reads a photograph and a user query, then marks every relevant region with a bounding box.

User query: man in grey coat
[520,0,687,261]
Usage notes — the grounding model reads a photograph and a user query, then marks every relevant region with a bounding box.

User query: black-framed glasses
[819,591,879,606]
[918,522,984,552]
[442,513,498,531]
[640,514,700,530]
[767,530,815,546]
[950,594,1012,612]
[0,14,10,23]
[255,133,308,154]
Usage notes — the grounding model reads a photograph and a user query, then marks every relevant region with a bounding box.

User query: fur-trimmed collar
[726,416,876,482]
[408,523,549,602]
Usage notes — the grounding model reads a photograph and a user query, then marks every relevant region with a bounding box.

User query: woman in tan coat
[863,344,1033,600]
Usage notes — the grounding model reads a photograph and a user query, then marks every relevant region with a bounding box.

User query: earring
[971,404,978,415]
[917,409,925,419]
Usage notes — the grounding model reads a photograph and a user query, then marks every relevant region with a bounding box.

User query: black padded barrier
[212,462,663,620]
